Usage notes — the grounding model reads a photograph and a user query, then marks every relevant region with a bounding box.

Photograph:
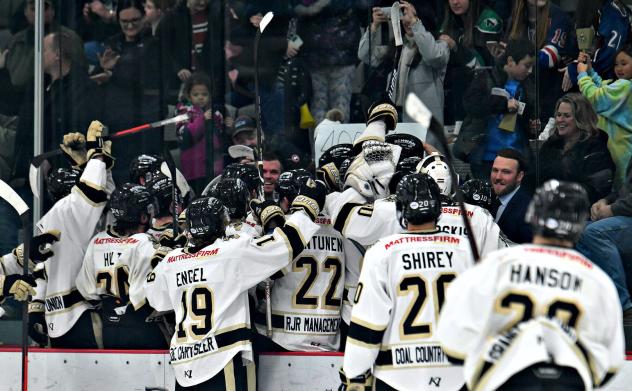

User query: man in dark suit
[490,148,533,243]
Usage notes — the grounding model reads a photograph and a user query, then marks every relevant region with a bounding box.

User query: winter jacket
[538,132,615,204]
[578,69,632,190]
[156,2,225,105]
[358,20,449,124]
[454,65,534,163]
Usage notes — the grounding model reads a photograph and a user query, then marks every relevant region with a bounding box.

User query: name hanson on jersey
[510,263,583,292]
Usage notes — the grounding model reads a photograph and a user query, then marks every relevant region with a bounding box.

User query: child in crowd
[176,71,224,195]
[455,38,536,180]
[578,44,632,190]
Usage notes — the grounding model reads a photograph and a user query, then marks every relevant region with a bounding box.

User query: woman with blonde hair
[537,93,615,204]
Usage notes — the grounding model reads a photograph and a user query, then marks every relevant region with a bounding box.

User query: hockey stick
[29,113,190,198]
[254,11,274,339]
[404,93,480,262]
[162,148,179,236]
[387,2,403,103]
[0,179,31,391]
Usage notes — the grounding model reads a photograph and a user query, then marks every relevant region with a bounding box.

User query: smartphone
[380,6,404,20]
[288,34,303,50]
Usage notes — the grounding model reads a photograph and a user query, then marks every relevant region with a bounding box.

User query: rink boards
[0,348,631,390]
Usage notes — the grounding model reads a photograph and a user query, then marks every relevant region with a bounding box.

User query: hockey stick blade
[391,2,403,46]
[404,93,481,262]
[0,178,29,216]
[259,12,274,33]
[228,144,255,161]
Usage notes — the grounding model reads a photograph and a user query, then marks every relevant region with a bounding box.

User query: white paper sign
[313,121,428,165]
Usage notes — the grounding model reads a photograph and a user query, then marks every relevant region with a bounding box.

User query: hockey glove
[0,274,36,301]
[345,141,401,201]
[158,229,188,249]
[100,295,127,325]
[13,229,61,268]
[86,120,115,169]
[28,301,48,346]
[59,132,87,168]
[250,199,285,233]
[338,368,373,391]
[290,179,327,221]
[317,162,342,192]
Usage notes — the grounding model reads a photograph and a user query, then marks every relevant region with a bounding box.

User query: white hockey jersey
[330,188,506,255]
[33,159,108,338]
[76,227,134,302]
[116,232,158,309]
[225,220,259,238]
[344,231,475,390]
[256,214,345,351]
[437,245,625,391]
[0,253,23,276]
[144,210,319,387]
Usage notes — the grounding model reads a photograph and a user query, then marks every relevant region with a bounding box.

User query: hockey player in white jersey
[0,230,60,303]
[437,180,625,390]
[331,151,506,257]
[210,178,259,238]
[254,170,346,352]
[144,171,185,244]
[144,179,326,389]
[75,183,164,348]
[340,173,475,391]
[28,122,113,348]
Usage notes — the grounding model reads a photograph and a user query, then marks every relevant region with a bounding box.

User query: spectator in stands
[293,0,361,125]
[358,1,448,124]
[490,148,533,244]
[80,1,120,67]
[156,0,225,107]
[564,0,630,90]
[537,93,614,204]
[94,0,162,184]
[263,150,283,200]
[230,115,258,148]
[576,155,632,324]
[439,0,503,125]
[176,71,225,195]
[4,0,86,89]
[454,39,535,180]
[14,30,102,216]
[505,0,577,125]
[143,0,174,35]
[577,46,632,192]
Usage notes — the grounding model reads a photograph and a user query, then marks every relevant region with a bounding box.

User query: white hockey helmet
[416,153,453,196]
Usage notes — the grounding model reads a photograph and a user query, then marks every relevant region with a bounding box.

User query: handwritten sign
[313,121,428,165]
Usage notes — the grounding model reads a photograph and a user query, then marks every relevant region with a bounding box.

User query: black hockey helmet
[389,156,423,194]
[339,158,353,185]
[385,133,424,160]
[460,179,496,212]
[525,180,590,243]
[109,183,154,223]
[276,169,313,204]
[396,173,442,228]
[318,144,353,169]
[186,197,229,243]
[46,167,81,202]
[144,171,182,217]
[222,163,262,197]
[210,178,251,220]
[129,154,163,184]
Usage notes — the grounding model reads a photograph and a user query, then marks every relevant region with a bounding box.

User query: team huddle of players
[0,101,625,390]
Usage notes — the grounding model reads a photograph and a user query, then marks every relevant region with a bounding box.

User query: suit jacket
[496,186,533,244]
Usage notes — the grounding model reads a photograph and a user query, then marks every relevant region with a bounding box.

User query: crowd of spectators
[0,0,632,339]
